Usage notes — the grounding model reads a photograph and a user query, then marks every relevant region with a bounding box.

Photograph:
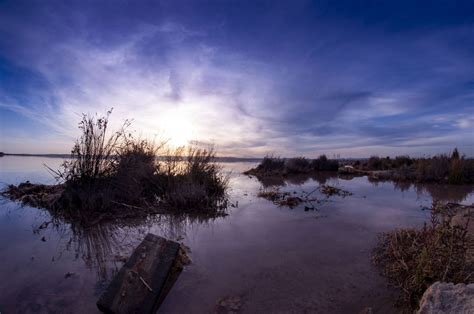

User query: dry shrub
[116,138,161,179]
[159,146,229,213]
[48,109,124,183]
[253,155,286,174]
[372,202,472,310]
[53,116,164,217]
[245,154,339,176]
[56,143,229,221]
[367,156,383,170]
[319,184,352,197]
[6,110,230,224]
[413,153,474,184]
[358,149,474,184]
[258,188,290,202]
[257,188,302,208]
[448,158,474,184]
[285,157,311,174]
[113,138,163,203]
[415,155,450,182]
[2,182,64,209]
[394,156,413,168]
[311,154,339,171]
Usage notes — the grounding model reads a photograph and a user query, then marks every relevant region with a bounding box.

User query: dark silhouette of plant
[311,154,339,171]
[48,108,127,183]
[7,110,230,224]
[285,157,311,174]
[451,147,460,160]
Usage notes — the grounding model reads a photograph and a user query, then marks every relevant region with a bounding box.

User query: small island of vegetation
[2,110,229,226]
[245,149,474,185]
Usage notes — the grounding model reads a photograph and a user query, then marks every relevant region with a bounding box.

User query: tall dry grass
[311,154,339,171]
[372,202,472,310]
[48,109,125,183]
[158,146,229,213]
[359,149,474,184]
[39,110,230,223]
[245,154,339,176]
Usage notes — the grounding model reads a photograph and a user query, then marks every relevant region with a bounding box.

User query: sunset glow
[159,108,195,147]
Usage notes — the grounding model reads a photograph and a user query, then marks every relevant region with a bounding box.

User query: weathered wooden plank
[97,233,182,314]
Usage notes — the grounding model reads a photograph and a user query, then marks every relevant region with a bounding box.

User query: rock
[417,282,474,314]
[338,165,356,174]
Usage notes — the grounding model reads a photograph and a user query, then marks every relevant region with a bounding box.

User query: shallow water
[0,156,473,313]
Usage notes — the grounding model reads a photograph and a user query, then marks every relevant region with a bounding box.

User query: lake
[0,156,473,313]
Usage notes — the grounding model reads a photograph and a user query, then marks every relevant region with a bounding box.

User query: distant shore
[0,153,262,163]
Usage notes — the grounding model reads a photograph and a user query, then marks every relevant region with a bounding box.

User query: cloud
[0,1,473,156]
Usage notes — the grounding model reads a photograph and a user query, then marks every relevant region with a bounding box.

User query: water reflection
[250,172,474,204]
[1,158,474,313]
[402,182,473,203]
[46,212,222,280]
[252,172,339,188]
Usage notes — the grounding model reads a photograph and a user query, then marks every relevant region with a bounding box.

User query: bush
[372,202,472,310]
[367,156,383,170]
[285,157,311,174]
[48,109,124,183]
[11,110,230,224]
[394,156,413,168]
[311,154,339,171]
[155,145,229,213]
[258,155,286,173]
[358,149,473,184]
[245,154,339,176]
[415,155,450,182]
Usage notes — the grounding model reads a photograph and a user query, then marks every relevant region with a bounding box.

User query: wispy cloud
[0,1,473,156]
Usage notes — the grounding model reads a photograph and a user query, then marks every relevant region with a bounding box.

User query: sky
[0,0,473,157]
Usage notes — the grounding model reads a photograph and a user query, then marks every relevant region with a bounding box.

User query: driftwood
[97,234,183,314]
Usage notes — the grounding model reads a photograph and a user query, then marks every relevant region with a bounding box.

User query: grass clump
[3,109,229,225]
[319,184,352,197]
[51,109,124,183]
[372,202,473,311]
[356,149,474,184]
[245,154,339,176]
[158,146,229,212]
[257,188,302,208]
[246,155,286,175]
[311,154,339,171]
[284,157,311,174]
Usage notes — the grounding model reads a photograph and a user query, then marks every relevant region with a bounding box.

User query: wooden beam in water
[97,233,182,314]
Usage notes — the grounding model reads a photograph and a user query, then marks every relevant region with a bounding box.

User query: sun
[160,109,194,147]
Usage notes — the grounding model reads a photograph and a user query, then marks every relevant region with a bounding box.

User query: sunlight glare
[160,108,194,147]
